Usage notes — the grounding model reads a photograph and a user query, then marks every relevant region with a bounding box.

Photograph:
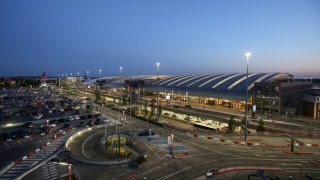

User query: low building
[253,80,312,116]
[303,87,320,120]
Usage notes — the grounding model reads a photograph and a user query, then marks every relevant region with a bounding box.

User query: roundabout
[65,125,144,165]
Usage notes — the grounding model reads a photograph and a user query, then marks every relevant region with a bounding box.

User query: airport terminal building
[82,73,312,116]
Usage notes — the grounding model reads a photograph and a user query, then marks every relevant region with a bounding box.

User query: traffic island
[65,127,145,166]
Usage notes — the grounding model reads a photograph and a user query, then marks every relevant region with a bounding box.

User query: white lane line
[280,163,302,166]
[158,166,192,180]
[141,162,169,176]
[138,138,162,159]
[17,140,23,146]
[4,142,10,148]
[29,138,36,143]
[181,138,241,158]
[202,159,219,164]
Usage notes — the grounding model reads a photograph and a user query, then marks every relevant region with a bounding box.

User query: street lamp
[99,69,102,78]
[244,52,251,142]
[156,62,160,105]
[86,70,90,78]
[171,134,174,155]
[119,66,123,76]
[68,164,72,180]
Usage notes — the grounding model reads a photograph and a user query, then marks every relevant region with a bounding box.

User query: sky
[0,0,319,78]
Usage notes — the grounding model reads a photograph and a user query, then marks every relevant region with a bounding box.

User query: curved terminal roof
[146,73,293,100]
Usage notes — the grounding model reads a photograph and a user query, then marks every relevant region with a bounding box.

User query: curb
[197,135,319,148]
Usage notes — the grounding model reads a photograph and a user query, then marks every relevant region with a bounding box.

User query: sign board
[168,136,172,145]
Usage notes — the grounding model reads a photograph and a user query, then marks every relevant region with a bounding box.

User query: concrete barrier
[68,153,134,165]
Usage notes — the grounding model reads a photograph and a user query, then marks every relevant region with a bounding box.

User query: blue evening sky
[0,0,319,78]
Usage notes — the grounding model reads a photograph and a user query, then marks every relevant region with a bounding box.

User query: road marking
[138,138,162,159]
[158,166,192,180]
[141,162,169,176]
[29,138,36,143]
[280,163,302,166]
[181,138,241,158]
[4,142,10,148]
[202,160,219,164]
[17,140,23,146]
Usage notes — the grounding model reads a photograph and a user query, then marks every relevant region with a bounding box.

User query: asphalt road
[61,105,320,180]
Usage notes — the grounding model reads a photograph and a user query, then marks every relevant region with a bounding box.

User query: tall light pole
[99,69,102,78]
[77,72,80,86]
[86,70,90,79]
[244,52,251,142]
[119,66,123,76]
[156,62,160,105]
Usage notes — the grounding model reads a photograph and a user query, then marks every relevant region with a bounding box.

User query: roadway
[68,105,320,180]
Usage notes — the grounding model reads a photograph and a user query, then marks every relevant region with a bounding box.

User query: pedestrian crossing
[42,162,58,180]
[0,132,73,180]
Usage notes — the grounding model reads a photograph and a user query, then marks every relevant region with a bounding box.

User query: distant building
[303,87,320,120]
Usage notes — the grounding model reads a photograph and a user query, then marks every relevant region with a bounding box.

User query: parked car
[138,129,155,136]
[63,123,70,130]
[10,131,18,140]
[206,168,218,177]
[68,116,75,121]
[163,112,170,116]
[0,133,9,141]
[95,118,101,125]
[49,123,56,128]
[79,120,86,127]
[58,118,66,124]
[74,115,80,120]
[33,114,43,120]
[80,115,87,120]
[171,114,177,118]
[185,105,192,108]
[23,122,34,128]
[95,113,102,118]
[87,120,94,127]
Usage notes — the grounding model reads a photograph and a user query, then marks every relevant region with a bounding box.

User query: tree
[156,104,162,121]
[122,95,127,105]
[95,88,101,102]
[228,116,236,131]
[143,101,148,117]
[256,118,265,131]
[148,102,156,120]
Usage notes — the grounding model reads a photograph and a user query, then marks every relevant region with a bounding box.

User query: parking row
[0,130,73,180]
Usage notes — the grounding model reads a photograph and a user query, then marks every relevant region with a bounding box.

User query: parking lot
[0,87,107,169]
